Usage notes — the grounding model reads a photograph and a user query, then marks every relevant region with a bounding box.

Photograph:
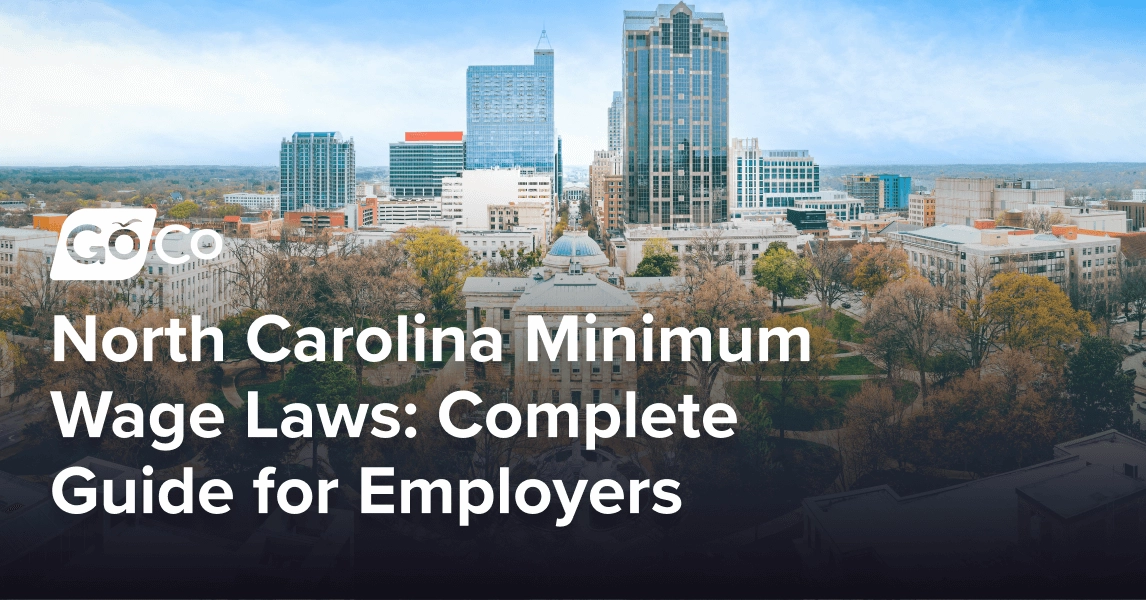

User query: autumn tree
[398,227,482,326]
[901,350,1070,475]
[850,243,907,300]
[658,265,769,406]
[167,200,200,219]
[955,256,1006,369]
[805,240,853,315]
[986,272,1091,365]
[867,276,956,398]
[752,244,809,311]
[486,247,543,277]
[838,382,909,486]
[1066,336,1134,435]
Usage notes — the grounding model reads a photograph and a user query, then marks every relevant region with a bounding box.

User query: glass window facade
[466,49,555,172]
[279,131,355,215]
[388,140,466,198]
[623,5,729,226]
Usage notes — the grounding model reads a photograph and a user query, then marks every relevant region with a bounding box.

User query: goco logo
[50,208,223,281]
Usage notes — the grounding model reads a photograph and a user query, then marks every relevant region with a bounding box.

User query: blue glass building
[466,43,555,172]
[623,4,729,226]
[879,174,912,210]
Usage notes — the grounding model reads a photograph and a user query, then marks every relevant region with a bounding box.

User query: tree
[167,200,200,219]
[867,277,956,398]
[644,237,673,258]
[739,314,836,439]
[838,382,908,485]
[850,243,907,300]
[902,350,1070,476]
[1123,269,1146,338]
[683,228,740,271]
[1066,336,1134,435]
[805,241,853,315]
[953,256,1006,369]
[752,245,809,311]
[658,265,769,406]
[283,361,358,480]
[486,247,543,277]
[1019,208,1067,233]
[398,227,483,326]
[633,253,679,277]
[986,272,1091,365]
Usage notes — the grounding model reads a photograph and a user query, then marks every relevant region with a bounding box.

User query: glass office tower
[623,4,729,226]
[608,91,624,153]
[279,131,355,214]
[388,131,466,198]
[466,45,555,172]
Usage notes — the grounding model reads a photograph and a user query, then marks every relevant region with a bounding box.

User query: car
[841,302,852,309]
[1113,316,1128,324]
[1125,345,1137,354]
[1126,369,1138,378]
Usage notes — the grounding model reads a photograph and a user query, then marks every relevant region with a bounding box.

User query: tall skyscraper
[465,34,555,172]
[388,131,466,199]
[844,173,912,211]
[623,4,729,227]
[279,132,355,215]
[554,136,564,205]
[879,174,912,210]
[608,91,624,153]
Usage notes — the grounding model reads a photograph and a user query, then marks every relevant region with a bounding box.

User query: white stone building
[442,168,554,230]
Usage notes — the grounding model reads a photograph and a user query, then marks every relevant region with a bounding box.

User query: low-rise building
[800,430,1146,583]
[613,221,810,280]
[224,192,279,213]
[486,200,552,248]
[908,192,935,227]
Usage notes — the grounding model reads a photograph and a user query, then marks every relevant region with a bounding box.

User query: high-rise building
[554,136,564,203]
[465,36,555,172]
[845,173,913,211]
[388,131,466,199]
[279,132,355,215]
[731,139,825,210]
[880,174,912,210]
[844,174,883,212]
[608,91,624,153]
[933,177,1066,227]
[623,4,729,227]
[441,168,553,236]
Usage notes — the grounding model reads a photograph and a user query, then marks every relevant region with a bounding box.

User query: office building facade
[466,46,555,172]
[608,91,624,152]
[623,3,730,226]
[880,174,911,210]
[388,131,466,199]
[732,139,820,209]
[554,136,564,202]
[279,132,355,215]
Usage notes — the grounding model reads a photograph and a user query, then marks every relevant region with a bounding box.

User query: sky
[1,0,1145,167]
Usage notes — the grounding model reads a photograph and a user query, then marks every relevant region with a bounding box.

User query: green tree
[283,361,358,479]
[1066,336,1134,435]
[752,245,809,311]
[398,227,482,325]
[167,200,200,219]
[633,253,679,277]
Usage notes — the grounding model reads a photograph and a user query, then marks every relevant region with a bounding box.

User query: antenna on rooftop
[537,27,552,49]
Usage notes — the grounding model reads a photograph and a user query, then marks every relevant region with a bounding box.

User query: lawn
[830,355,878,376]
[804,309,865,343]
[730,378,919,431]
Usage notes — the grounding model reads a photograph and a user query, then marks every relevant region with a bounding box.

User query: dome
[547,230,603,257]
[542,230,610,272]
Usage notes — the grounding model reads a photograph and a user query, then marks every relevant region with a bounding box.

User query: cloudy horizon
[1,0,1144,167]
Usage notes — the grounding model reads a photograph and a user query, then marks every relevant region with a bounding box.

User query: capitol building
[462,230,678,405]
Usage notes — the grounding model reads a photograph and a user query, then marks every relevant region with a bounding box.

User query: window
[571,361,581,374]
[551,390,559,403]
[592,389,601,404]
[551,362,560,375]
[571,390,582,406]
[502,308,511,319]
[502,333,510,348]
[592,360,601,374]
[612,362,621,375]
[613,389,622,403]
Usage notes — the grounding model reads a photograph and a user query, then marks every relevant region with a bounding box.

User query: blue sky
[1,0,1144,166]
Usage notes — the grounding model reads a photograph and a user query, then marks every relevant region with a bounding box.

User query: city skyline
[1,0,1145,167]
